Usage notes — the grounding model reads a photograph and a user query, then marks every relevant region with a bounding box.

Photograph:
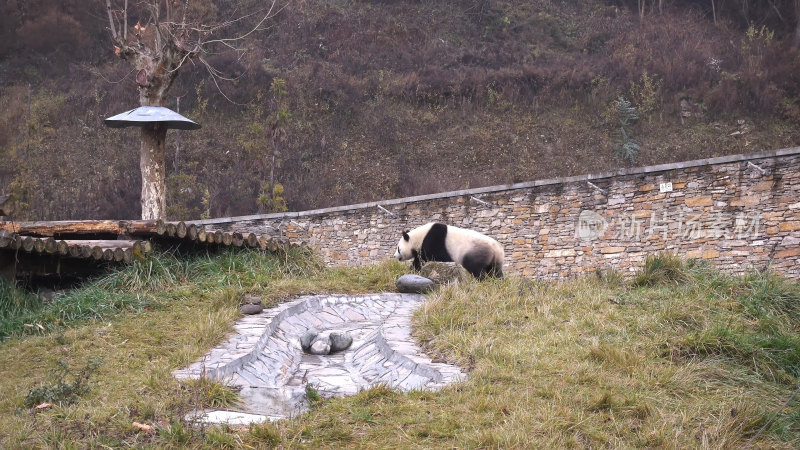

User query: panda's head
[394,230,414,261]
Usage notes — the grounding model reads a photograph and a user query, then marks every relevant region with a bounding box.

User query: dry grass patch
[0,248,406,448]
[1,252,798,448]
[257,265,799,448]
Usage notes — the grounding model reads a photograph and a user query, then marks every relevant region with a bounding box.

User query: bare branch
[85,64,138,84]
[153,1,161,51]
[106,0,118,40]
[767,0,786,23]
[166,48,196,75]
[123,0,128,40]
[197,55,249,82]
[181,0,189,30]
[199,57,251,106]
[201,1,282,47]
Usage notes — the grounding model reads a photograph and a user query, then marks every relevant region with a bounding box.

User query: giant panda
[394,223,504,279]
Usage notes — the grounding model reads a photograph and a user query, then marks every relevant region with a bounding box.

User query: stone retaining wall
[191,147,800,280]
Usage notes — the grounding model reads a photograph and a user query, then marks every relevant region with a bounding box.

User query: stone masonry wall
[191,147,800,280]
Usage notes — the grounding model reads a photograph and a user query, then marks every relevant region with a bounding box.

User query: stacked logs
[158,221,294,252]
[0,220,298,282]
[0,230,149,263]
[0,219,297,253]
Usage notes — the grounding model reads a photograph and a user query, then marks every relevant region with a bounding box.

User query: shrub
[183,377,240,409]
[24,357,103,408]
[613,96,640,163]
[738,270,800,321]
[632,253,690,287]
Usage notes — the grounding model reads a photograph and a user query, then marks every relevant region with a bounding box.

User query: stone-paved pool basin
[174,293,466,423]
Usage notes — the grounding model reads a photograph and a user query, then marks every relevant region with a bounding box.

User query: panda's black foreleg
[412,255,422,271]
[487,262,503,278]
[462,253,487,279]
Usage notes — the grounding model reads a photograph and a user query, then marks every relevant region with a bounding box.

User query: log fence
[0,219,297,281]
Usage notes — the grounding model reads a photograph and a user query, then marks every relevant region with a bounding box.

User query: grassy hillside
[0,250,799,448]
[1,1,800,220]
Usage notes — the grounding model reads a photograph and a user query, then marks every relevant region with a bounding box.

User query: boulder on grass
[396,274,435,294]
[239,303,264,315]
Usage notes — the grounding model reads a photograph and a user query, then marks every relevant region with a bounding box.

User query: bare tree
[265,77,288,212]
[104,0,279,219]
[794,0,800,47]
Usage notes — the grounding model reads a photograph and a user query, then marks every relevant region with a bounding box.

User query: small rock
[329,331,353,353]
[240,294,262,305]
[239,303,264,315]
[38,288,57,304]
[300,330,318,351]
[302,330,352,354]
[396,274,435,294]
[309,339,330,355]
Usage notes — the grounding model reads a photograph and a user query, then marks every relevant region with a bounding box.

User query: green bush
[24,357,103,408]
[632,253,690,287]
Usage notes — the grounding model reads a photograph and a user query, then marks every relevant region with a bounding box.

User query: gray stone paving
[173,293,466,423]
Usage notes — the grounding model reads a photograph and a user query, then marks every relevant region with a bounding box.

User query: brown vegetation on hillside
[1,0,799,220]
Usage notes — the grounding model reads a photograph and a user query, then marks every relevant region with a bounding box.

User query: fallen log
[22,236,34,252]
[176,222,187,238]
[60,240,145,249]
[0,220,167,237]
[221,232,232,246]
[232,232,244,247]
[44,237,58,254]
[89,246,103,260]
[0,230,16,248]
[126,220,166,236]
[79,245,92,259]
[165,222,177,237]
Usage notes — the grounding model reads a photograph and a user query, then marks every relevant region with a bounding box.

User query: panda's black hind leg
[462,252,489,279]
[487,262,503,278]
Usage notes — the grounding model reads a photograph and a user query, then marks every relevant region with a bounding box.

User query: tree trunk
[795,23,800,48]
[269,150,276,207]
[795,0,800,48]
[174,96,181,172]
[711,0,717,25]
[140,124,168,219]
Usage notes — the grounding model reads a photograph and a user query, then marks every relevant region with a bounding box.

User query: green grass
[0,251,799,448]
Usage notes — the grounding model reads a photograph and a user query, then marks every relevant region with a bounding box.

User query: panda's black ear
[402,231,410,241]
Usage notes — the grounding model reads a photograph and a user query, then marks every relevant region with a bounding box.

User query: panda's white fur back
[442,225,504,265]
[399,222,504,278]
